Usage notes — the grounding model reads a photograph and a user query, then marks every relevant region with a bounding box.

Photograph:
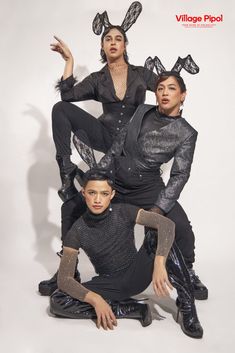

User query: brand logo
[176,14,223,28]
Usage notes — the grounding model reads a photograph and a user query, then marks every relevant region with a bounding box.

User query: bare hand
[152,264,173,297]
[93,297,117,330]
[50,35,73,61]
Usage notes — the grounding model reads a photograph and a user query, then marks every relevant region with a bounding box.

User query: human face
[82,180,115,214]
[102,28,126,63]
[156,76,186,116]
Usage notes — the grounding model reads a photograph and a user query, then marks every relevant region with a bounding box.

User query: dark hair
[100,26,129,63]
[83,169,114,189]
[156,72,187,93]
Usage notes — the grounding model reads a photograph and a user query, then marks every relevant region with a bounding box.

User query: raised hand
[50,35,73,61]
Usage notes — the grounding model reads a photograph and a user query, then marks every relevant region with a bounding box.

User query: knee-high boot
[50,291,152,327]
[50,290,97,319]
[166,243,203,339]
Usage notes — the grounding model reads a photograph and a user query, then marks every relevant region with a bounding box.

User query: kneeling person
[50,170,203,338]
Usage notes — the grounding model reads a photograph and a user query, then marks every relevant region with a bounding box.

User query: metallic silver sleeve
[136,209,175,257]
[57,247,89,301]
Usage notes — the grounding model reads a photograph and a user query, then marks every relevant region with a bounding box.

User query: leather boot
[166,244,203,339]
[38,270,81,296]
[56,156,84,202]
[109,299,152,327]
[50,291,152,327]
[50,290,97,319]
[188,267,208,300]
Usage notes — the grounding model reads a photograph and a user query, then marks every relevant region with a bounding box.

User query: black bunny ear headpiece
[144,55,200,76]
[92,2,142,35]
[73,130,115,185]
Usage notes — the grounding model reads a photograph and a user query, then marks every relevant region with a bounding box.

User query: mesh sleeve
[57,247,89,301]
[136,210,175,257]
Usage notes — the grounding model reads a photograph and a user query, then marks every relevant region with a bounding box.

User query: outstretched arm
[50,36,74,80]
[51,36,96,102]
[136,209,175,296]
[57,246,117,330]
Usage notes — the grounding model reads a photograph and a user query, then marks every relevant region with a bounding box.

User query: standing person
[39,2,158,295]
[68,55,208,301]
[50,170,203,339]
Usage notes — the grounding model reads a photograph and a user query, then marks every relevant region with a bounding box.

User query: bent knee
[52,101,70,118]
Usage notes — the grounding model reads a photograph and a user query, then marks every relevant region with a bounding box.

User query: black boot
[166,244,203,339]
[109,299,152,327]
[56,156,84,202]
[50,290,97,319]
[188,267,208,300]
[50,292,152,327]
[38,270,81,296]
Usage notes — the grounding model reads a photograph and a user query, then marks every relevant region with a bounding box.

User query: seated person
[50,169,203,339]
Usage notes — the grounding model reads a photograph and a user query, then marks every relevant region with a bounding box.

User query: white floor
[1,223,234,353]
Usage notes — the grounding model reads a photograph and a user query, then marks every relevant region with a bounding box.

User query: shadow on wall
[25,65,103,274]
[25,104,60,273]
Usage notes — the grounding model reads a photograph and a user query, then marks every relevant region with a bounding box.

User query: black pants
[54,101,195,265]
[82,244,154,301]
[52,101,112,156]
[50,241,194,319]
[61,192,195,265]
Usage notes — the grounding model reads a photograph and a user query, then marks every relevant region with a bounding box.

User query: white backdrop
[0,0,235,352]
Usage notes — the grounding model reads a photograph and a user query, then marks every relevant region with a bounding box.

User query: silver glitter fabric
[57,247,89,301]
[136,209,175,257]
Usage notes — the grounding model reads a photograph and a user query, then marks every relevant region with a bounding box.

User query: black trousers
[61,192,195,265]
[82,244,154,301]
[54,101,195,265]
[52,101,112,156]
[51,241,194,318]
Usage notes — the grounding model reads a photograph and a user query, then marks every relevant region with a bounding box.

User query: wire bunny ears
[92,2,142,35]
[144,55,200,76]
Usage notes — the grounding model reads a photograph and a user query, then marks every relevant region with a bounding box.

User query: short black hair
[100,26,129,63]
[83,169,114,189]
[156,72,187,93]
